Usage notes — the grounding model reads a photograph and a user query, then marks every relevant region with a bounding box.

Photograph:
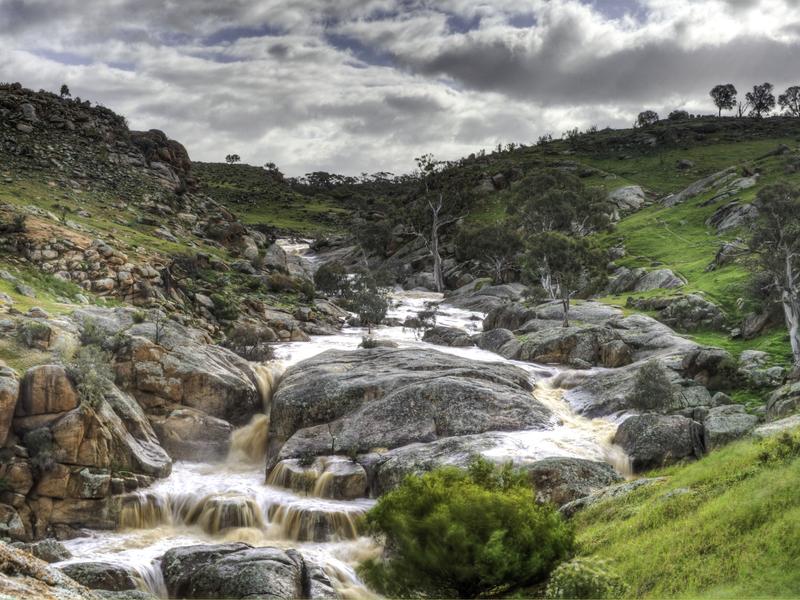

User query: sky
[1,0,799,176]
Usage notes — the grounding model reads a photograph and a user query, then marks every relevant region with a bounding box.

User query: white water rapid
[56,240,627,599]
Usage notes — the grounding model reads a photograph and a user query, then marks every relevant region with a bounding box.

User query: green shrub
[79,318,106,347]
[224,323,275,361]
[629,360,673,412]
[313,262,348,296]
[349,287,388,333]
[16,320,51,348]
[210,293,240,321]
[66,345,114,408]
[298,278,315,301]
[24,427,56,473]
[265,272,296,293]
[360,457,574,598]
[545,558,628,599]
[360,336,380,349]
[131,310,147,324]
[758,431,800,465]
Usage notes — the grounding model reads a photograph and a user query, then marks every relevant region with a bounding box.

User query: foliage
[16,320,51,349]
[509,169,610,236]
[545,558,628,599]
[455,221,523,283]
[745,82,776,118]
[668,109,690,121]
[749,182,800,364]
[350,286,389,333]
[524,232,607,326]
[67,345,114,408]
[59,83,71,98]
[352,217,393,257]
[757,430,800,465]
[225,153,241,165]
[778,86,800,117]
[636,110,659,127]
[629,360,674,412]
[313,261,348,296]
[224,323,275,361]
[79,318,107,347]
[709,83,737,116]
[210,292,240,322]
[360,457,574,598]
[360,336,381,349]
[23,427,57,473]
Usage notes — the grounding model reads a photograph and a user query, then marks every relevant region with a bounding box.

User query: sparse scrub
[23,427,57,473]
[66,345,114,408]
[545,558,628,599]
[224,323,275,361]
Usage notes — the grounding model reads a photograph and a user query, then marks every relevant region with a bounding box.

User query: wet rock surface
[160,543,337,599]
[266,347,550,472]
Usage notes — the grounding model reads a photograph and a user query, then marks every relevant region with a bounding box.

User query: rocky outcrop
[766,381,800,421]
[706,201,758,233]
[702,405,758,450]
[265,348,549,474]
[607,185,646,217]
[59,562,140,592]
[0,365,19,445]
[15,365,78,417]
[160,543,337,600]
[627,294,726,332]
[607,267,685,294]
[560,477,666,517]
[443,280,527,312]
[149,408,233,462]
[9,539,71,563]
[0,542,100,600]
[523,458,623,506]
[421,326,474,347]
[613,414,705,472]
[661,167,737,207]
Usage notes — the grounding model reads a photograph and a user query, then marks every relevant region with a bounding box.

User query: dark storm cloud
[1,0,799,175]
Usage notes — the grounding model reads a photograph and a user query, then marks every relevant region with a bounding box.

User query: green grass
[574,430,800,598]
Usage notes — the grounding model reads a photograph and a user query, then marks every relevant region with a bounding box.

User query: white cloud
[1,0,798,175]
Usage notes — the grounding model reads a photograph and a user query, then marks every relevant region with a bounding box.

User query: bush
[24,427,57,473]
[16,320,51,349]
[298,278,315,301]
[79,318,107,347]
[224,323,275,362]
[629,360,673,412]
[265,272,296,293]
[348,287,388,333]
[668,109,690,121]
[210,293,240,321]
[313,262,348,297]
[360,336,380,349]
[545,558,628,599]
[360,457,574,598]
[758,431,800,465]
[66,345,114,408]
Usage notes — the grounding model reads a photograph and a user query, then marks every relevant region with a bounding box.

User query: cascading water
[57,239,628,599]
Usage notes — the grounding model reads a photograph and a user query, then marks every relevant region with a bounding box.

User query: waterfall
[134,560,168,599]
[267,503,364,542]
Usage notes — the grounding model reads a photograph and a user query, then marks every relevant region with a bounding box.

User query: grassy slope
[193,162,349,235]
[574,431,800,598]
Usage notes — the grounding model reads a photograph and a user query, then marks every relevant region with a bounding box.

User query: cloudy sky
[1,0,799,175]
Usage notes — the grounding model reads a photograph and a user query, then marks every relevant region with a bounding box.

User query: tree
[635,110,659,128]
[779,86,800,117]
[524,232,606,327]
[511,169,611,236]
[360,457,573,598]
[349,286,389,333]
[225,154,241,165]
[407,154,472,292]
[313,261,348,296]
[454,221,523,283]
[749,183,800,365]
[709,83,737,116]
[745,83,775,118]
[668,109,690,121]
[59,84,71,98]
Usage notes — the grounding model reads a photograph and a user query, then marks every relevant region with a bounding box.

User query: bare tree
[749,183,800,365]
[408,154,469,292]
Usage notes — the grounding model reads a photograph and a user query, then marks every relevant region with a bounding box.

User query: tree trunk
[561,296,570,328]
[781,289,800,365]
[431,218,444,293]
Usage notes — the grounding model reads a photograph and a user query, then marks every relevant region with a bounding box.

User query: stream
[56,242,627,599]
